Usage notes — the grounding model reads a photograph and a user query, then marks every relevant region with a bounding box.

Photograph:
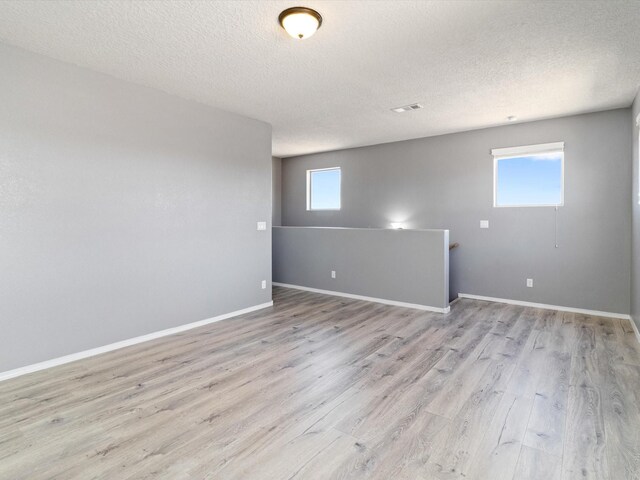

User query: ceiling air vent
[391,103,423,113]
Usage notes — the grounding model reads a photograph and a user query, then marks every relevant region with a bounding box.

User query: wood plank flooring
[1,286,639,479]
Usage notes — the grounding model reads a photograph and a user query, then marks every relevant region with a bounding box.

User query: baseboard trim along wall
[458,293,631,320]
[0,301,274,383]
[273,282,450,313]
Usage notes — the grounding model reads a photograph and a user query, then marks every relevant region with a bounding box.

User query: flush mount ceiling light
[279,7,322,40]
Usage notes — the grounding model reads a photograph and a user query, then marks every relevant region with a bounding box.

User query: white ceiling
[0,1,639,158]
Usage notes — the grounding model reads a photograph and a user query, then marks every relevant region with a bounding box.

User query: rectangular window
[492,142,564,207]
[307,167,341,210]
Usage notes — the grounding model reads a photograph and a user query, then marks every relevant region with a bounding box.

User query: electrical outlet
[261,280,267,289]
[480,220,489,229]
[257,222,267,231]
[331,270,336,279]
[526,278,533,288]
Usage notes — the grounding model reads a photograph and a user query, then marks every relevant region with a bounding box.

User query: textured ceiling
[0,1,639,157]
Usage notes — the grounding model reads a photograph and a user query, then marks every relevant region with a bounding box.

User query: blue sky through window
[495,153,563,206]
[310,168,341,210]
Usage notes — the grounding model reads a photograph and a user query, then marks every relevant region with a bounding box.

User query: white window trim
[491,141,564,159]
[492,142,565,208]
[306,167,341,211]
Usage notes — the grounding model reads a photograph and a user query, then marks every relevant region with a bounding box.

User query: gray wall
[273,227,449,309]
[0,43,272,372]
[272,157,282,226]
[632,93,640,328]
[281,109,632,314]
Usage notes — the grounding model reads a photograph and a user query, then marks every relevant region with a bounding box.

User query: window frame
[492,142,565,208]
[306,166,342,211]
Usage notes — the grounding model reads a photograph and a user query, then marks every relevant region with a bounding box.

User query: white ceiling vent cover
[391,103,424,113]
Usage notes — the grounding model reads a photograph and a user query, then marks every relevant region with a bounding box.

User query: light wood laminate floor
[1,287,640,480]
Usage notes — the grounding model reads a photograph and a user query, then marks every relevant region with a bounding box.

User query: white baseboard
[0,301,274,383]
[458,293,630,320]
[273,282,450,313]
[630,316,640,344]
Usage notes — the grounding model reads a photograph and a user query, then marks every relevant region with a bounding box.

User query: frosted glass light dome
[279,7,322,40]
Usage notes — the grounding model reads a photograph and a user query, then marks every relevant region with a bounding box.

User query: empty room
[1,1,640,479]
